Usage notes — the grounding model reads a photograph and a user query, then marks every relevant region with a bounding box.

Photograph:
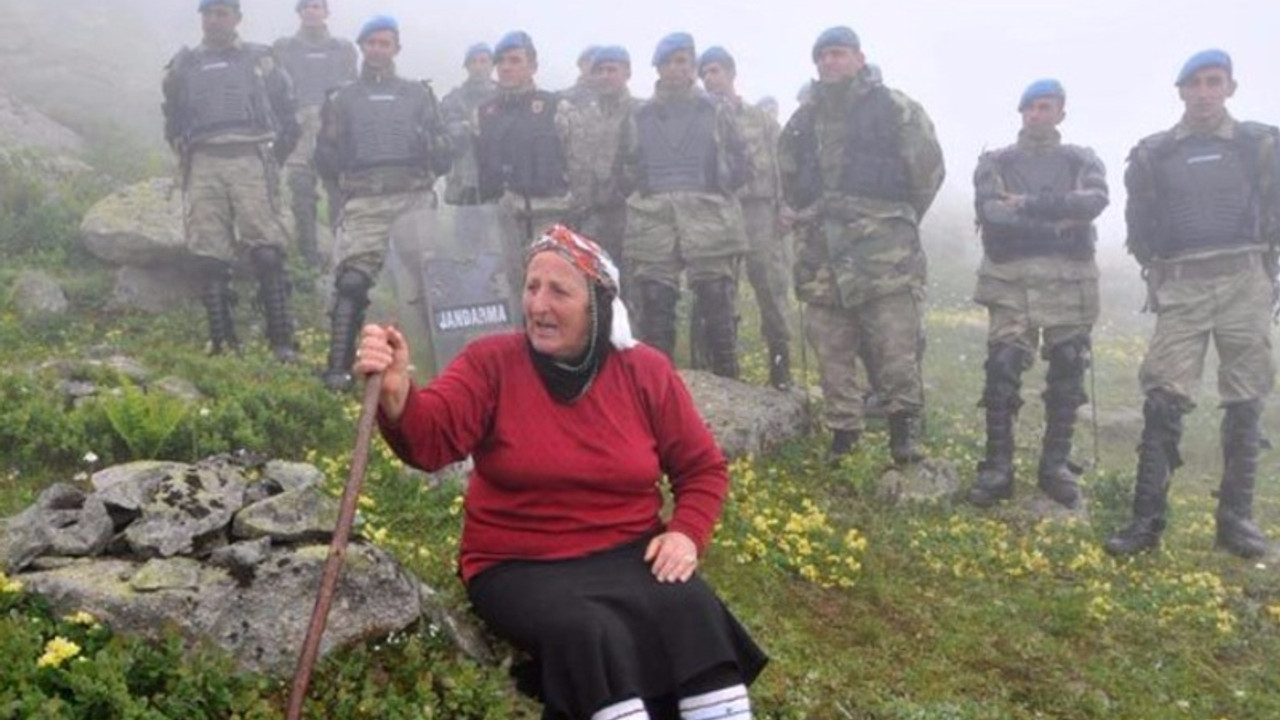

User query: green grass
[2,232,1280,719]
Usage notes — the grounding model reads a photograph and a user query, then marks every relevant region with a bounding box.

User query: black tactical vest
[276,37,351,108]
[1152,134,1257,255]
[176,45,271,144]
[839,85,912,202]
[339,79,430,172]
[634,95,719,195]
[982,146,1094,262]
[476,90,569,200]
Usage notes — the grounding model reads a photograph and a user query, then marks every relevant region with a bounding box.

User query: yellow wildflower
[64,611,98,627]
[0,572,24,594]
[37,637,82,669]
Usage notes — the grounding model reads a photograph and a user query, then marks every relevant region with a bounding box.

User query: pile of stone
[0,456,488,674]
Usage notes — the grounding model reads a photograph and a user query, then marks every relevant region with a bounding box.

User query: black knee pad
[334,267,373,300]
[250,245,286,271]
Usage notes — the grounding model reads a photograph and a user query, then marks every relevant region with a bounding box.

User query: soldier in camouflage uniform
[162,0,301,362]
[778,26,944,464]
[475,31,578,245]
[273,0,356,268]
[565,46,640,282]
[966,79,1109,509]
[314,16,451,390]
[699,46,794,389]
[440,43,496,206]
[558,45,601,106]
[1107,50,1279,558]
[617,32,750,379]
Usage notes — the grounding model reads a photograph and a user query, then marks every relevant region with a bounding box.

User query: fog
[5,0,1280,260]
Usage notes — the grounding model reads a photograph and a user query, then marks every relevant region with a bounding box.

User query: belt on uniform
[1159,252,1261,281]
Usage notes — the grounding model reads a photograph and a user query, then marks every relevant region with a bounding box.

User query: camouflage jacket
[778,72,944,307]
[566,89,643,210]
[720,94,781,203]
[1124,114,1280,267]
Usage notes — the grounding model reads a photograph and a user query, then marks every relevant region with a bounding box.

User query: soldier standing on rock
[272,0,357,268]
[778,26,944,465]
[617,33,750,379]
[314,15,452,391]
[966,79,1109,510]
[162,0,301,362]
[699,46,794,390]
[1106,50,1279,558]
[440,43,496,206]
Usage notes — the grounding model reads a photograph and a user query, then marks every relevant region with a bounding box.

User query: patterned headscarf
[527,225,637,350]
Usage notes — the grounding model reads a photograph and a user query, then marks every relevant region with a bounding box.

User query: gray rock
[209,538,272,576]
[15,543,424,675]
[1,483,113,572]
[679,370,811,459]
[261,461,325,495]
[131,557,202,592]
[125,466,247,558]
[80,178,187,267]
[418,581,497,665]
[232,486,340,544]
[877,459,963,504]
[92,460,190,516]
[11,270,68,320]
[152,376,204,404]
[108,264,203,314]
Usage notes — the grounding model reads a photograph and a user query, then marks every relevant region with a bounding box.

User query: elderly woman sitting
[354,225,766,720]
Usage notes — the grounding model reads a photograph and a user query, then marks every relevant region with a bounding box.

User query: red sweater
[378,333,728,584]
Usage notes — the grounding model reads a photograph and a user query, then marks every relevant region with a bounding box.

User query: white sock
[678,684,752,719]
[591,697,650,720]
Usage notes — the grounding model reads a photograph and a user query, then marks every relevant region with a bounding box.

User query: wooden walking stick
[286,373,384,720]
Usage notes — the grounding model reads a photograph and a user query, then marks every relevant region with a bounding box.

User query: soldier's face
[1020,97,1065,133]
[1178,67,1235,126]
[200,4,241,39]
[699,62,734,97]
[523,253,593,361]
[497,49,537,90]
[297,1,328,28]
[592,62,631,95]
[816,46,865,83]
[360,31,400,69]
[657,50,697,86]
[466,54,494,81]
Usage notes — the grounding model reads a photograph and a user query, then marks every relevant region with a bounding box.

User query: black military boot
[199,260,239,356]
[826,429,861,465]
[1105,389,1183,556]
[251,246,299,363]
[637,282,679,359]
[693,278,740,380]
[321,267,372,391]
[888,411,924,467]
[289,176,322,269]
[768,342,792,391]
[1215,399,1270,558]
[1038,338,1089,508]
[969,343,1028,507]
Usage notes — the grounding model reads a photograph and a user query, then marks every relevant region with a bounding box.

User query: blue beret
[1176,48,1232,86]
[464,43,492,65]
[698,46,735,75]
[812,26,860,62]
[652,32,695,67]
[357,15,398,44]
[495,31,536,58]
[198,0,238,11]
[1018,79,1066,111]
[591,46,631,70]
[578,45,602,64]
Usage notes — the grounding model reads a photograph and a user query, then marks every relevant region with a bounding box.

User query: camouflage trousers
[974,256,1098,356]
[1140,253,1275,408]
[284,108,339,240]
[334,188,436,280]
[805,290,925,432]
[741,198,792,348]
[184,144,289,262]
[625,192,747,288]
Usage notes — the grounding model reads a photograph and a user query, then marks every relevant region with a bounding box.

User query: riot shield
[385,203,525,378]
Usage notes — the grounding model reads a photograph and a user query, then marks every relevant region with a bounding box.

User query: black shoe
[968,462,1013,508]
[826,429,861,464]
[1104,517,1164,556]
[888,412,924,467]
[1036,461,1080,509]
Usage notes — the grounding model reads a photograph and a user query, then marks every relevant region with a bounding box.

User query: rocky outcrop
[10,270,69,321]
[2,456,484,675]
[0,88,83,156]
[80,178,186,267]
[680,370,811,459]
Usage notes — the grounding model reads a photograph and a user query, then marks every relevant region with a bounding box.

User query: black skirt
[467,535,768,720]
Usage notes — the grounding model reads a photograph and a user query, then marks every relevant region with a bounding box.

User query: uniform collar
[360,62,397,83]
[1174,112,1235,140]
[297,26,331,44]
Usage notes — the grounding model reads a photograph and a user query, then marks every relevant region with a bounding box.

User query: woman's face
[523,252,592,361]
